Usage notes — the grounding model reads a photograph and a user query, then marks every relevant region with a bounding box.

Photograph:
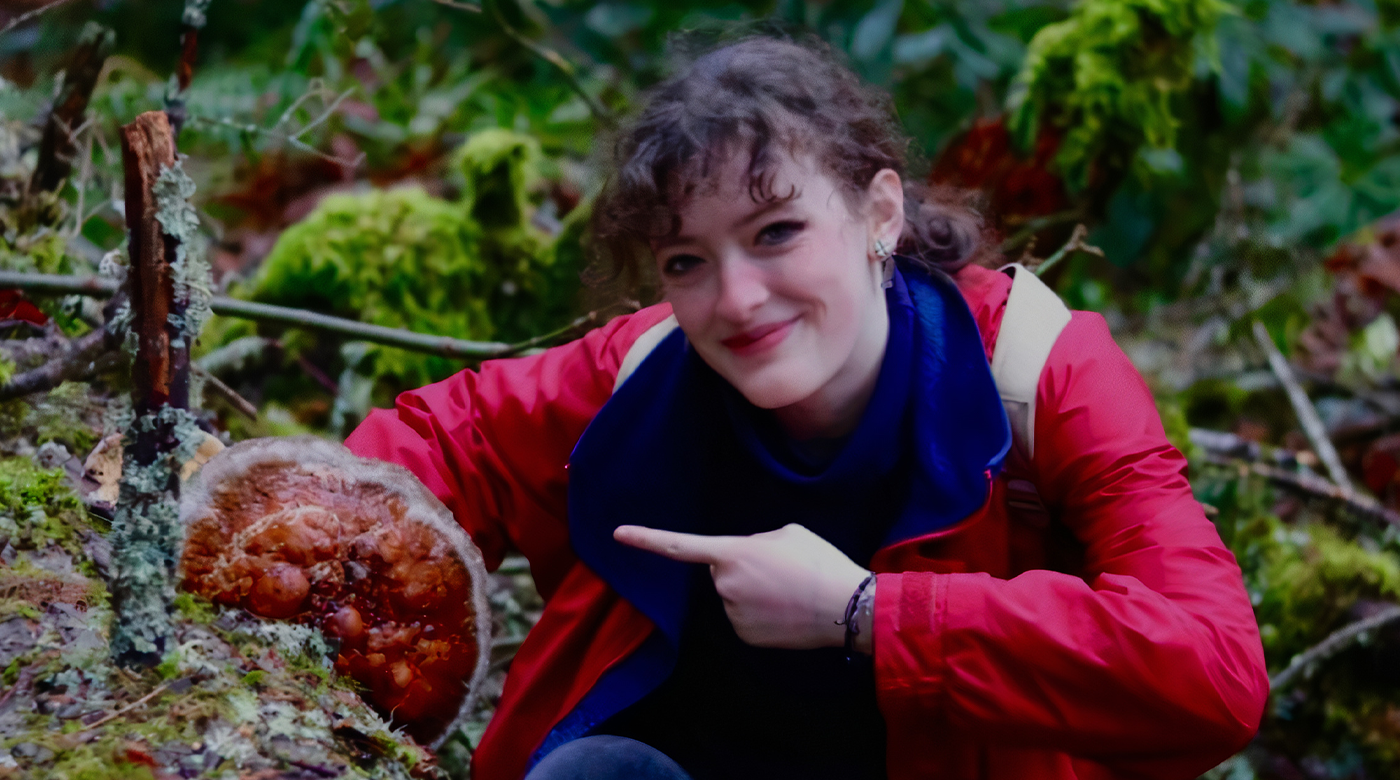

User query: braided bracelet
[837,572,876,661]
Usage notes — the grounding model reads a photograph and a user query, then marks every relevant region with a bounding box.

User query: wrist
[837,571,876,658]
[853,576,877,655]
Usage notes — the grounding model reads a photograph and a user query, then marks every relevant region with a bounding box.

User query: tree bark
[121,111,188,417]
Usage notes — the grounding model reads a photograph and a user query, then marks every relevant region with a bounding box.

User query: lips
[720,317,796,355]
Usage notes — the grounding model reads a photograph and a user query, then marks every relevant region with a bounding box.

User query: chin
[725,369,821,411]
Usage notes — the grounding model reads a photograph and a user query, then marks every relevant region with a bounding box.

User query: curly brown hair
[589,35,997,297]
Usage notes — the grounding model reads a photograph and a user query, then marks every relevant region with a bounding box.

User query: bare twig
[289,87,358,141]
[0,0,77,37]
[1252,321,1354,495]
[1192,427,1400,527]
[1246,461,1400,528]
[505,311,600,354]
[184,115,366,169]
[77,682,171,732]
[432,0,483,12]
[998,209,1087,254]
[1270,605,1400,691]
[192,364,257,420]
[1033,224,1103,277]
[0,272,602,360]
[483,0,614,127]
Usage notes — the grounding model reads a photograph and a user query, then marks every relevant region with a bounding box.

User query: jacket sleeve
[343,305,674,601]
[872,311,1269,775]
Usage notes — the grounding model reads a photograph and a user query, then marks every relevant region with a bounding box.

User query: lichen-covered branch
[165,0,213,135]
[110,111,213,667]
[0,327,122,400]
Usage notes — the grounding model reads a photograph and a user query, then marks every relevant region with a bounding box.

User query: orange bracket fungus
[178,436,491,747]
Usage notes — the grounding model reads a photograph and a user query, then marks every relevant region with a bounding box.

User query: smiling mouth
[720,318,797,354]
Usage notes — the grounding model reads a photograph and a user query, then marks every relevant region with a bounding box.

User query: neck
[773,296,891,441]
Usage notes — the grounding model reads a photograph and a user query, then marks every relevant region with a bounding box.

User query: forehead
[674,148,844,221]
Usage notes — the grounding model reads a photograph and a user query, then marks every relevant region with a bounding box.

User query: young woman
[345,36,1269,780]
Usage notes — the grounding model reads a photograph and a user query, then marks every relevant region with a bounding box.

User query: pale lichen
[181,0,213,28]
[154,158,212,344]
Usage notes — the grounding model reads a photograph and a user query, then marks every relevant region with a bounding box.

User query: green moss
[245,187,490,389]
[1243,519,1400,666]
[451,127,543,230]
[1008,0,1231,190]
[0,456,89,553]
[32,382,103,455]
[235,128,584,416]
[171,592,216,625]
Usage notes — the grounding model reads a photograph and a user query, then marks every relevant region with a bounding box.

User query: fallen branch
[1191,427,1400,527]
[1249,462,1400,528]
[1253,321,1355,495]
[1270,605,1400,691]
[432,0,482,11]
[76,682,171,733]
[0,271,594,360]
[0,327,121,401]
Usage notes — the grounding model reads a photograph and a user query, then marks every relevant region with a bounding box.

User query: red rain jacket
[345,263,1269,780]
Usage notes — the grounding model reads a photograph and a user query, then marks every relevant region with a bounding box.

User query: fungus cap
[179,436,491,747]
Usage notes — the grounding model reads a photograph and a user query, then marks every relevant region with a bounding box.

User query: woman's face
[655,152,903,439]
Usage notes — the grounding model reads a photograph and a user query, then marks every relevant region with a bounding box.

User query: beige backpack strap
[613,315,680,393]
[991,264,1072,462]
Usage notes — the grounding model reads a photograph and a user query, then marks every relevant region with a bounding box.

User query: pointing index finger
[614,525,733,565]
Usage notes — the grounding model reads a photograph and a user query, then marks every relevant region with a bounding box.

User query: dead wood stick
[1201,453,1400,528]
[1270,605,1400,691]
[0,272,585,359]
[1252,321,1354,495]
[29,23,114,195]
[112,110,185,668]
[192,364,257,420]
[0,0,77,36]
[123,111,186,413]
[77,682,171,732]
[0,327,121,400]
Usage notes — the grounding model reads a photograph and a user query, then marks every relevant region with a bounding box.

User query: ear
[865,169,904,257]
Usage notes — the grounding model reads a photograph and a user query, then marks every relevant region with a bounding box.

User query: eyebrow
[655,199,792,250]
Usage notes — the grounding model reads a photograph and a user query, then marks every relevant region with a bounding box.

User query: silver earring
[873,239,894,289]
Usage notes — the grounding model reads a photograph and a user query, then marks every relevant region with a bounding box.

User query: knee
[525,736,691,780]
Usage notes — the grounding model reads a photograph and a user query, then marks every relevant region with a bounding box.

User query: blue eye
[758,220,805,245]
[661,254,704,277]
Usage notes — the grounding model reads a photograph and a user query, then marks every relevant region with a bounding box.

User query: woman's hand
[614,523,870,650]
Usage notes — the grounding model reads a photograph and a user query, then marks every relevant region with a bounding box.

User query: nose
[714,254,769,322]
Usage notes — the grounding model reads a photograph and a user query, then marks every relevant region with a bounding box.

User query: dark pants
[524,736,693,780]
